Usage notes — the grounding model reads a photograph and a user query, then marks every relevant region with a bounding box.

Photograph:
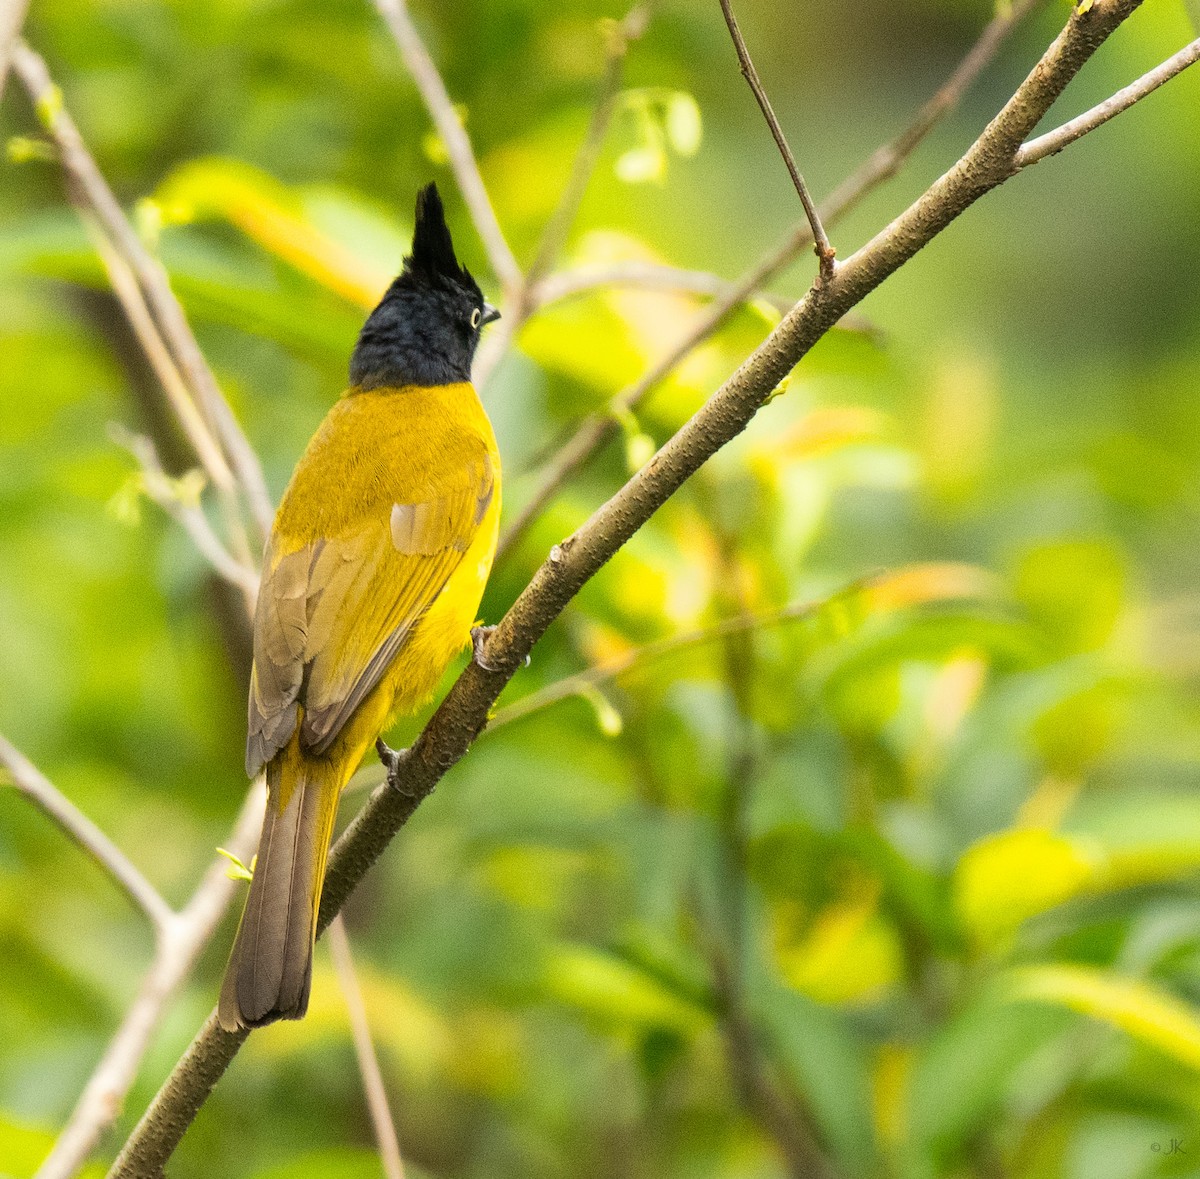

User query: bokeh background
[3,0,1200,1176]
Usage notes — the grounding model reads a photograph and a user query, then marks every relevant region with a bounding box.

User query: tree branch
[472,4,650,393]
[86,220,237,495]
[329,917,406,1179]
[0,734,175,936]
[488,578,876,732]
[495,0,1045,563]
[370,0,522,295]
[10,41,274,540]
[532,260,776,307]
[37,785,265,1179]
[106,4,1163,1172]
[84,223,240,500]
[717,0,834,277]
[1016,35,1200,167]
[705,938,833,1178]
[0,0,30,101]
[114,430,261,610]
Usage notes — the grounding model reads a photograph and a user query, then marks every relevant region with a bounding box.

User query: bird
[218,183,501,1031]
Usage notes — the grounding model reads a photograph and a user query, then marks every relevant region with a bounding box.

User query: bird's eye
[470,308,482,329]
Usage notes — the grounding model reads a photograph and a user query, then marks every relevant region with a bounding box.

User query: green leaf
[1006,964,1200,1071]
[761,984,877,1172]
[1013,539,1125,655]
[0,1115,104,1179]
[908,987,1071,1158]
[542,943,710,1035]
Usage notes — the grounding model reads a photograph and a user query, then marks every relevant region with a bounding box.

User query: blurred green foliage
[3,1,1200,1177]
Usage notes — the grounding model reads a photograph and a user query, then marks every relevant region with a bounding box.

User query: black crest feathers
[404,183,475,290]
[348,182,490,389]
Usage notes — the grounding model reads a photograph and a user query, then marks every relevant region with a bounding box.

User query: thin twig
[717,0,834,278]
[489,578,878,732]
[489,562,989,731]
[37,784,265,1179]
[0,0,30,101]
[474,5,650,392]
[532,260,764,306]
[526,7,650,285]
[495,0,1045,562]
[115,430,261,608]
[108,6,1165,1170]
[1016,35,1200,167]
[705,939,833,1178]
[0,734,175,936]
[86,226,238,499]
[371,0,522,295]
[329,917,406,1179]
[10,41,274,540]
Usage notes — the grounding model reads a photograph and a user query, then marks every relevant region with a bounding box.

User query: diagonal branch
[106,4,1168,1173]
[329,917,406,1179]
[84,219,237,498]
[488,578,879,732]
[1016,34,1200,166]
[495,0,1046,563]
[36,784,265,1179]
[0,0,30,101]
[371,0,522,295]
[717,0,834,277]
[0,734,175,936]
[10,41,274,540]
[114,430,261,609]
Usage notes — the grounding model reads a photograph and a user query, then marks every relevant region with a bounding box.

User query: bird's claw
[471,624,499,672]
[471,625,531,671]
[375,737,405,778]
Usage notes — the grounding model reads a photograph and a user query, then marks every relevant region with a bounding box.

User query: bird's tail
[218,744,343,1031]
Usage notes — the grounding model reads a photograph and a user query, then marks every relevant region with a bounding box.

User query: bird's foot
[375,737,407,779]
[471,624,533,672]
[471,624,500,672]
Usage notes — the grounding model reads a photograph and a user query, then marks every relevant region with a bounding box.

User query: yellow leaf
[864,561,998,612]
[578,683,624,737]
[872,1042,914,1148]
[770,406,886,461]
[34,84,63,130]
[776,883,903,1005]
[155,158,391,308]
[1007,964,1200,1070]
[954,828,1101,945]
[6,135,56,163]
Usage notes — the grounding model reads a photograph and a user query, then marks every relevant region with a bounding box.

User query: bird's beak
[481,302,501,325]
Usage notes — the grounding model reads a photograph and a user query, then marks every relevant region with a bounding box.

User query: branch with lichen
[494,0,1047,562]
[106,4,1196,1174]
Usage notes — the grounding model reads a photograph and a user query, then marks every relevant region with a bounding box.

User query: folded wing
[246,448,494,776]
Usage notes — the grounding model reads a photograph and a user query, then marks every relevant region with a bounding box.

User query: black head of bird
[349,183,500,390]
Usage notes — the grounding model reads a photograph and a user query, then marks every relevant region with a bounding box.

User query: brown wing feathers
[245,451,494,773]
